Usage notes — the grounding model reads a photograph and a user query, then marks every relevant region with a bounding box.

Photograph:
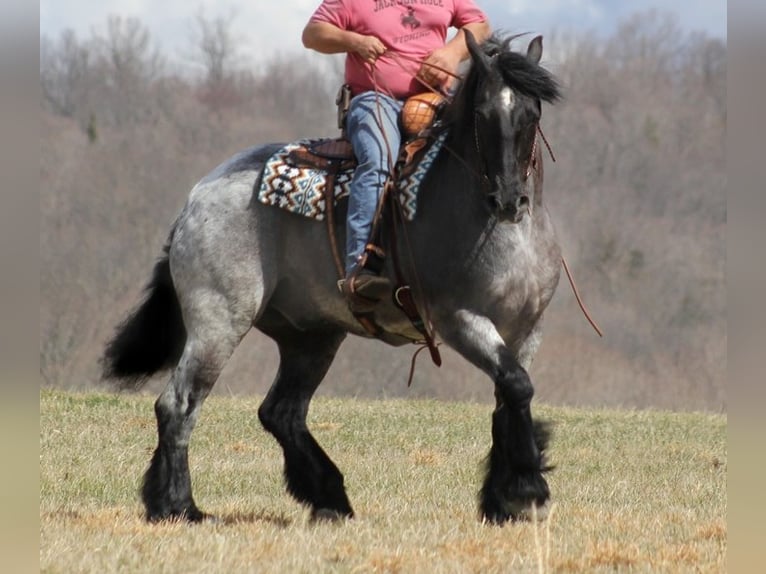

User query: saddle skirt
[256,132,447,221]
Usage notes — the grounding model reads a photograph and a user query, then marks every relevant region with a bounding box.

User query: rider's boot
[341,244,392,312]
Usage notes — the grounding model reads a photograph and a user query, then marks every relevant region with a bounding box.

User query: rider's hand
[352,35,387,64]
[418,46,461,89]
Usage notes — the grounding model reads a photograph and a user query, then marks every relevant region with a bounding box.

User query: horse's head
[458,32,561,222]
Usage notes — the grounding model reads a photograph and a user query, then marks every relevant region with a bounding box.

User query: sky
[40,1,727,71]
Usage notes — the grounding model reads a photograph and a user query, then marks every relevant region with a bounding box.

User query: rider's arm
[302,22,386,64]
[419,20,491,88]
[445,21,492,61]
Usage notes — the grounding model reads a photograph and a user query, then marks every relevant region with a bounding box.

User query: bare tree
[97,15,162,84]
[189,10,242,109]
[195,11,238,86]
[91,16,164,126]
[681,33,726,124]
[607,9,684,87]
[40,30,92,122]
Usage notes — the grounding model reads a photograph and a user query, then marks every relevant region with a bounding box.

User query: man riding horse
[302,0,491,309]
[103,10,563,522]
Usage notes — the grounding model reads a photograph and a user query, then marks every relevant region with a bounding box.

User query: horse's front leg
[439,311,551,524]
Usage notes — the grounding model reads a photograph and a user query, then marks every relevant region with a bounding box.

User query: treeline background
[40,10,726,411]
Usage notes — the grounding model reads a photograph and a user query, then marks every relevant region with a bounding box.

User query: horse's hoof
[147,507,215,524]
[199,513,220,525]
[509,499,549,522]
[481,500,549,525]
[310,508,351,524]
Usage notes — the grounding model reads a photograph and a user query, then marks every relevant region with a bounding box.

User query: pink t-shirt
[310,0,487,99]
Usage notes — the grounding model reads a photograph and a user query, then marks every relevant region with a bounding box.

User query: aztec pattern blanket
[256,132,447,222]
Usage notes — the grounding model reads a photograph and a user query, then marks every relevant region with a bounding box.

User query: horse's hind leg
[143,309,249,522]
[257,327,352,521]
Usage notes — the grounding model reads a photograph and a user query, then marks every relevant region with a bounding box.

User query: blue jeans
[345,92,403,275]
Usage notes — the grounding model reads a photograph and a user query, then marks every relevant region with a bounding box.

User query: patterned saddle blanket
[256,132,447,222]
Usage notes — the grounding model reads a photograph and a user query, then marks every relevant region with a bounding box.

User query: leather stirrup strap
[387,184,441,368]
[346,177,394,337]
[324,165,345,280]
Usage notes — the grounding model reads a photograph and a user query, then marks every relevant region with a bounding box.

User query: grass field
[40,389,726,573]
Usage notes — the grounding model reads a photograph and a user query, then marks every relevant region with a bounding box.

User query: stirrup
[352,272,392,300]
[338,269,392,313]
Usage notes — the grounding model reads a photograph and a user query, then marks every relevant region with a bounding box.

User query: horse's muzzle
[490,193,530,222]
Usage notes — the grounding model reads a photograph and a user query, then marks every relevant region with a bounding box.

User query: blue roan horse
[103,32,562,524]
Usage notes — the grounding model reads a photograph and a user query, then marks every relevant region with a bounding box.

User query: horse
[102,31,562,525]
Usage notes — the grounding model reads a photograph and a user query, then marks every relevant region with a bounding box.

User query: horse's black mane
[446,34,561,130]
[485,34,561,104]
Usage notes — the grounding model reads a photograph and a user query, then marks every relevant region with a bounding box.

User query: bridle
[472,110,492,194]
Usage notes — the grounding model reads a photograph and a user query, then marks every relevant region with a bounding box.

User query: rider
[302,0,490,308]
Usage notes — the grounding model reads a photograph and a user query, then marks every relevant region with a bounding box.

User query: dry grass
[40,389,726,573]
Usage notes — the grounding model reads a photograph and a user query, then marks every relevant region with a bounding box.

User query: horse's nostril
[517,195,530,209]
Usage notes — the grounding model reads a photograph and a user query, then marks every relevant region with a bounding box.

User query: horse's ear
[466,29,491,76]
[527,35,543,65]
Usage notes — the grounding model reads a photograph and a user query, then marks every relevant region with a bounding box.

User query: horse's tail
[101,237,187,390]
